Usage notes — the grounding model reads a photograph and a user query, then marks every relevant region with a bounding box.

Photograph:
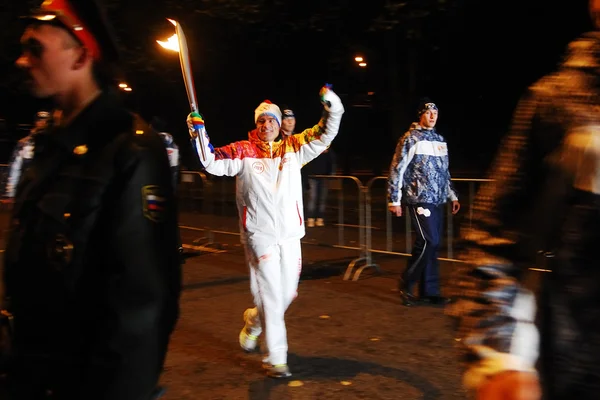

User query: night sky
[0,0,594,175]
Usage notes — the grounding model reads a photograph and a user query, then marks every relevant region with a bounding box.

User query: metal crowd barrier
[306,175,379,281]
[0,161,550,282]
[1,162,493,281]
[176,171,371,275]
[174,170,494,281]
[177,170,228,251]
[353,176,495,281]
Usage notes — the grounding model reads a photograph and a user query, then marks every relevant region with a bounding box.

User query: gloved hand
[186,112,205,139]
[319,84,344,114]
[186,112,214,160]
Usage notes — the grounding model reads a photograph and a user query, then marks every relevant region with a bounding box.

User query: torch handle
[174,23,206,162]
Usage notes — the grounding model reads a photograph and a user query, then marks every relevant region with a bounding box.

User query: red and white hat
[254,100,282,126]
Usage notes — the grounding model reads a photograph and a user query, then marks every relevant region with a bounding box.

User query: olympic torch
[157,19,206,162]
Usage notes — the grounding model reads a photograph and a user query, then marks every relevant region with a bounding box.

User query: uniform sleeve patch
[142,185,167,222]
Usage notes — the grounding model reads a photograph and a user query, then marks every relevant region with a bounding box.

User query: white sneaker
[307,218,315,227]
[266,364,292,379]
[239,308,261,352]
[316,218,324,227]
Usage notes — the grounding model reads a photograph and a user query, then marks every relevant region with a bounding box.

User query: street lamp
[354,54,367,68]
[118,82,133,92]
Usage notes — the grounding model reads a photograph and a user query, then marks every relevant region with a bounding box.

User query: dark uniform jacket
[3,91,181,400]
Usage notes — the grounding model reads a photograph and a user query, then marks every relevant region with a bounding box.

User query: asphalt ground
[0,210,469,400]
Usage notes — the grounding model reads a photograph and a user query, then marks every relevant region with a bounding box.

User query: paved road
[161,227,468,400]
[0,211,469,400]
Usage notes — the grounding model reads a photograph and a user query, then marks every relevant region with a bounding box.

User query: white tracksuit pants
[244,240,302,366]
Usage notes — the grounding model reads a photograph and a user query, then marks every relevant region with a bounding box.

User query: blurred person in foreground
[2,110,52,201]
[447,1,600,398]
[187,86,344,378]
[149,116,184,257]
[3,0,181,398]
[387,98,460,307]
[150,116,180,189]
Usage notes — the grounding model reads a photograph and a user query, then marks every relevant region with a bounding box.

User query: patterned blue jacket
[388,123,458,206]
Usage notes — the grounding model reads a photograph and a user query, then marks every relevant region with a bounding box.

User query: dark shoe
[400,291,420,306]
[422,295,451,306]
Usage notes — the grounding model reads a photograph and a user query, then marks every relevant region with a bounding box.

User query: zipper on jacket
[296,201,302,226]
[269,141,281,239]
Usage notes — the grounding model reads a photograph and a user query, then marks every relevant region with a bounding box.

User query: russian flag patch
[142,185,167,222]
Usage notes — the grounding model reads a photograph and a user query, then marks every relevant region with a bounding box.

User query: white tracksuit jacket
[191,91,344,245]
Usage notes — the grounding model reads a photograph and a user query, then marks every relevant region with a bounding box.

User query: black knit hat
[417,97,438,117]
[281,105,295,119]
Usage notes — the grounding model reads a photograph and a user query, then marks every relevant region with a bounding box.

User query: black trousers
[401,203,443,297]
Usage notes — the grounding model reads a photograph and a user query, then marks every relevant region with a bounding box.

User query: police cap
[25,0,120,62]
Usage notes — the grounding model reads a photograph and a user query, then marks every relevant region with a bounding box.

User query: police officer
[3,0,181,399]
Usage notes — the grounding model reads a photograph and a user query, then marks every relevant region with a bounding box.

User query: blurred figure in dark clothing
[448,1,600,399]
[2,110,52,201]
[150,116,184,258]
[283,105,335,228]
[150,116,180,189]
[303,147,336,227]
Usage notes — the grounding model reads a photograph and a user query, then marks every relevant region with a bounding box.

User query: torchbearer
[185,84,345,378]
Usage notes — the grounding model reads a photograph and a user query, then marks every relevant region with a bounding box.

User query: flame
[156,18,180,52]
[157,33,179,52]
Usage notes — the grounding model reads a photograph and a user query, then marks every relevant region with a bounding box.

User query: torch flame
[156,19,181,52]
[157,33,179,52]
